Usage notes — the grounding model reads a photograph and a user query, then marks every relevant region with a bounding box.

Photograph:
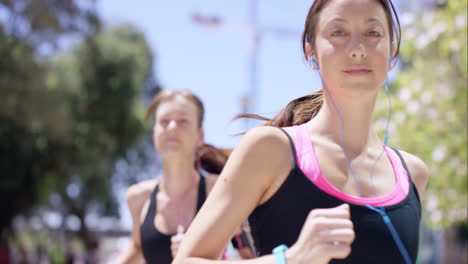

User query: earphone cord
[316,67,413,264]
[368,77,392,197]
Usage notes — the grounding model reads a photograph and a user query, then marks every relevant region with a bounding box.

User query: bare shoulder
[224,126,295,195]
[126,179,159,216]
[399,150,429,196]
[240,125,293,158]
[230,126,295,171]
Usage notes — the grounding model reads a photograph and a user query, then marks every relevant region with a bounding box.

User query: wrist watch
[272,244,289,264]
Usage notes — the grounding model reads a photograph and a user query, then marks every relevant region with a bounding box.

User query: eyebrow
[328,17,384,24]
[159,111,191,118]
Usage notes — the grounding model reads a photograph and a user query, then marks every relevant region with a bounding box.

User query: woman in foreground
[173,0,429,263]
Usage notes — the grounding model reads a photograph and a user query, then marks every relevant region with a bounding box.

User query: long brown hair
[236,91,324,127]
[240,0,401,128]
[146,90,230,174]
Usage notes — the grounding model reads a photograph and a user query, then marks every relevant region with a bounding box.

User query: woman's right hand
[171,225,185,258]
[286,204,355,264]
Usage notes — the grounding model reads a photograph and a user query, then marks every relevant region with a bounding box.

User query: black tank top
[140,175,207,264]
[248,128,421,264]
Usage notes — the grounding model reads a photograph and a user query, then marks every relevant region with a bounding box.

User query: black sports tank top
[248,128,421,263]
[140,175,207,264]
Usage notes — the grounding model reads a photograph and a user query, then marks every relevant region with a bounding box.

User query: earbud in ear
[310,57,320,70]
[388,57,393,67]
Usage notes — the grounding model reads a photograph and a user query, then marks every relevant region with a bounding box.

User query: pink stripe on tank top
[294,124,409,206]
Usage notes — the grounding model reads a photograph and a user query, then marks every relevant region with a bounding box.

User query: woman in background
[116,90,233,264]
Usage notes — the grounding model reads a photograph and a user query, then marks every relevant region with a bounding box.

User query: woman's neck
[308,89,381,159]
[160,157,198,198]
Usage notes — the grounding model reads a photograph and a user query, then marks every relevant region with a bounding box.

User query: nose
[167,120,177,130]
[349,36,367,60]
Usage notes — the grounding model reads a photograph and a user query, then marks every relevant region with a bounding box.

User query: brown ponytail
[236,89,323,127]
[198,144,232,174]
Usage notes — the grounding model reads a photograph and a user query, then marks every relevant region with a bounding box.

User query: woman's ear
[305,43,319,70]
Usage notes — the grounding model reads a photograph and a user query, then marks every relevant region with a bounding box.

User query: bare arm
[116,181,156,264]
[173,127,354,264]
[115,242,144,264]
[206,173,256,260]
[174,127,288,263]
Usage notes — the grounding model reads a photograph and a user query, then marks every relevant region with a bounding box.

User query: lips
[343,66,372,76]
[165,136,180,143]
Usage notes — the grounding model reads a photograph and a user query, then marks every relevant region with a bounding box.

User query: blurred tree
[0,0,160,250]
[0,3,99,233]
[43,23,158,247]
[0,0,98,52]
[375,0,467,228]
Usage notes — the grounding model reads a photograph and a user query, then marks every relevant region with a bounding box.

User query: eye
[331,30,346,36]
[159,119,169,126]
[367,30,382,37]
[178,119,189,126]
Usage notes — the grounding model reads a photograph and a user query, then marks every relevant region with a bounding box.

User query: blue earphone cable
[312,57,412,264]
[366,205,413,264]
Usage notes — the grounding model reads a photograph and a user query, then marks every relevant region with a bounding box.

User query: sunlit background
[0,0,466,263]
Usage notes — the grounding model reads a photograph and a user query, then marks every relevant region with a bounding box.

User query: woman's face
[153,96,203,157]
[312,0,392,97]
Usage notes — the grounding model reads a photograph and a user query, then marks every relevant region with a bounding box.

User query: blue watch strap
[272,244,288,264]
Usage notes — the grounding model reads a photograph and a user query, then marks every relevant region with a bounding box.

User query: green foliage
[0,2,99,232]
[0,15,156,246]
[375,0,467,227]
[46,24,153,166]
[0,29,74,234]
[0,0,98,49]
[38,24,155,244]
